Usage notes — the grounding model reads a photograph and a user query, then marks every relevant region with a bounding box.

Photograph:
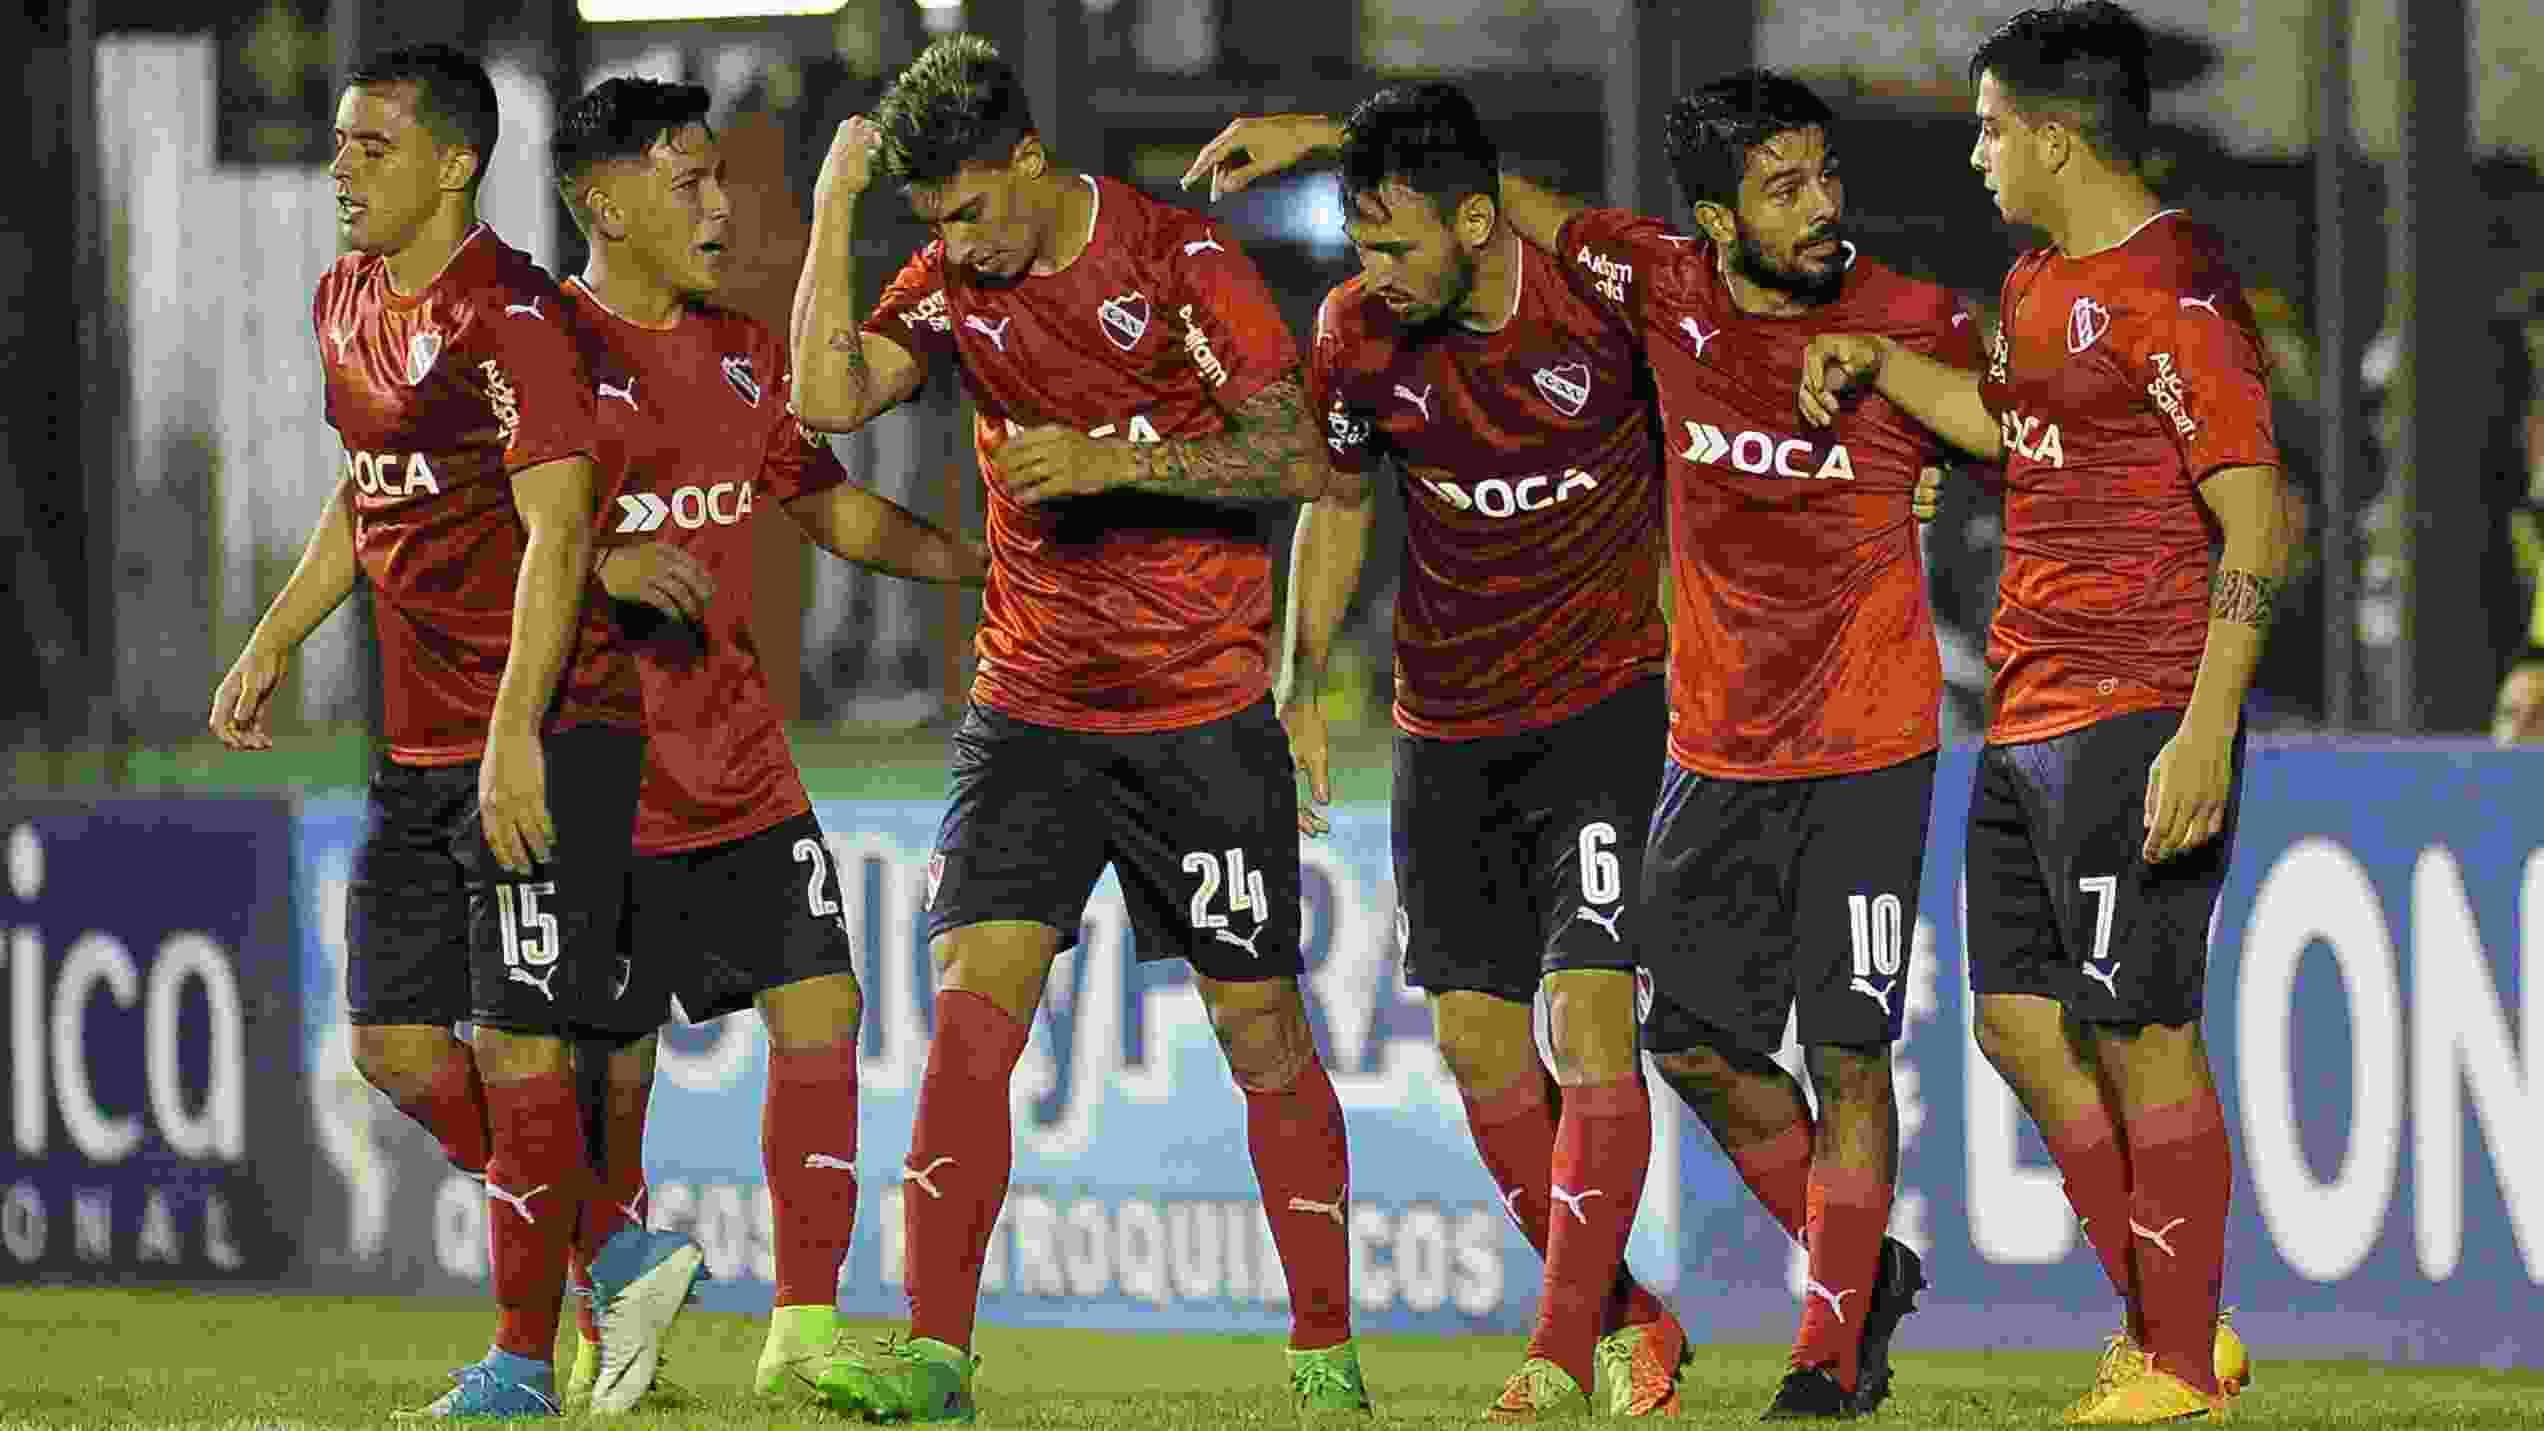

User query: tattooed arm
[998,372,1346,509]
[789,117,925,432]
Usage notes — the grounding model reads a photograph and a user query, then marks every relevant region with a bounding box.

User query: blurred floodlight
[580,0,848,19]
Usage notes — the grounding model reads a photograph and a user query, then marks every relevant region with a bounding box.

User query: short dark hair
[552,77,712,229]
[1336,82,1500,227]
[873,34,1035,187]
[1969,2,2154,165]
[1662,68,1836,212]
[345,44,499,185]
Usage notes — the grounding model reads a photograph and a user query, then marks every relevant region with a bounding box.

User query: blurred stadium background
[6,0,2544,1408]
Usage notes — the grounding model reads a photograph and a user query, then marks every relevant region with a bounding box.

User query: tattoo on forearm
[2209,568,2280,628]
[826,328,870,385]
[1129,376,1317,503]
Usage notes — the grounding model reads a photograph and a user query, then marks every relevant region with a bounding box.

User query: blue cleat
[585,1224,707,1415]
[394,1348,560,1420]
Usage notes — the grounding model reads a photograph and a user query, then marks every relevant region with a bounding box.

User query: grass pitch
[2,1287,2539,1428]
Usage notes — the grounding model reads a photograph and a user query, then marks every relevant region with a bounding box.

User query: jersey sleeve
[478,286,597,476]
[860,243,953,373]
[1553,205,1680,325]
[2117,271,2281,486]
[1306,288,1381,479]
[1892,286,1991,464]
[762,359,852,505]
[1158,218,1301,409]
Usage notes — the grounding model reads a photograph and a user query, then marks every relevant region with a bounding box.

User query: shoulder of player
[1311,278,1391,360]
[1843,256,1964,329]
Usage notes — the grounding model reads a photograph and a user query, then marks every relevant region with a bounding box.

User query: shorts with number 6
[1635,750,1937,1056]
[344,723,647,1035]
[1393,678,1662,1004]
[1964,709,2244,1027]
[926,697,1302,980]
[616,810,858,1025]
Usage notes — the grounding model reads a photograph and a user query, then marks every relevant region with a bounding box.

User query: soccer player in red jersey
[785,36,1365,1421]
[1801,5,2299,1421]
[204,45,701,1419]
[1183,84,1688,1421]
[1193,70,1960,1422]
[538,77,989,1410]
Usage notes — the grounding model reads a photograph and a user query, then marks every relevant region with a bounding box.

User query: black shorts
[344,723,647,1035]
[1636,751,1938,1056]
[1393,679,1664,1004]
[928,697,1302,980]
[1965,709,2245,1027]
[619,810,858,1025]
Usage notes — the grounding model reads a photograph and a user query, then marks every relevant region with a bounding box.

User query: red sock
[905,990,1027,1353]
[1242,1057,1354,1350]
[2042,1109,2142,1340]
[387,1044,490,1176]
[482,1069,594,1364]
[1524,1078,1652,1395]
[1724,1120,1813,1243]
[766,1040,860,1308]
[1791,1161,1894,1392]
[1463,1075,1667,1335]
[2126,1091,2230,1395]
[567,1070,651,1342]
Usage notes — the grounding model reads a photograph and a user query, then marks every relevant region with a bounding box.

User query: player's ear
[436,141,482,197]
[1454,191,1496,250]
[583,181,628,243]
[1691,198,1737,248]
[1010,132,1047,181]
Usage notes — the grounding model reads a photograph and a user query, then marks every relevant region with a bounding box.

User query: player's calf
[351,1023,489,1175]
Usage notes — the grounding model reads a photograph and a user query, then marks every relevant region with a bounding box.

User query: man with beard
[1193,68,1967,1421]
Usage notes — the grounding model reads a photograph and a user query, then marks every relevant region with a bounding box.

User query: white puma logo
[1549,1185,1605,1225]
[1287,1183,1347,1227]
[485,1181,551,1224]
[1573,904,1623,943]
[508,964,558,999]
[505,298,543,319]
[963,313,1011,353]
[2131,1216,2187,1259]
[1499,1186,1526,1223]
[2178,293,2221,316]
[330,326,353,362]
[804,1153,857,1171]
[598,377,638,410]
[1393,382,1434,421]
[1679,317,1719,356]
[1851,975,1897,1015]
[1804,1278,1856,1323]
[1182,233,1225,257]
[1213,925,1264,957]
[2083,963,2121,998]
[617,1189,648,1226]
[902,1156,956,1199]
[1952,311,1973,328]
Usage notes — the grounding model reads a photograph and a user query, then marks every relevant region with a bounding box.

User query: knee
[1207,981,1318,1092]
[350,1025,449,1103]
[932,923,1060,1027]
[1810,1044,1894,1106]
[1973,994,2052,1076]
[1544,971,1641,1086]
[1649,1042,1736,1097]
[1430,992,1538,1096]
[761,973,866,1053]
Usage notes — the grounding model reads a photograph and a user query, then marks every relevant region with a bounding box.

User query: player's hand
[1280,694,1332,836]
[208,638,292,750]
[478,723,555,876]
[997,425,1133,506]
[2141,714,2236,864]
[1180,114,1343,201]
[815,116,883,203]
[598,541,716,625]
[1913,466,1946,522]
[1799,333,1889,429]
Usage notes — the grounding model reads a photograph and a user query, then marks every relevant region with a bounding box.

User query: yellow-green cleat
[561,1335,601,1410]
[1288,1340,1374,1421]
[1482,1356,1590,1423]
[753,1304,840,1399]
[1596,1311,1692,1417]
[809,1333,979,1424]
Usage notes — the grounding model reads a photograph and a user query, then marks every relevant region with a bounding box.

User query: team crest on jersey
[925,853,946,908]
[1098,290,1151,350]
[405,330,443,385]
[720,354,762,406]
[1532,361,1591,417]
[2067,296,2112,354]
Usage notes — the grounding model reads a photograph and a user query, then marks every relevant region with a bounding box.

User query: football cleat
[2073,1363,2228,1424]
[1482,1356,1592,1422]
[1289,1339,1375,1422]
[753,1303,840,1399]
[1850,1237,1927,1414]
[584,1224,707,1415]
[1761,1364,1860,1421]
[393,1348,560,1420]
[810,1333,979,1424]
[1595,1309,1693,1416]
[2067,1315,2249,1423]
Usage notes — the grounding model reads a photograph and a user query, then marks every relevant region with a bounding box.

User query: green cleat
[1596,1311,1693,1417]
[560,1335,600,1410]
[1288,1340,1374,1422]
[753,1304,840,1399]
[1483,1356,1591,1423]
[809,1334,979,1424]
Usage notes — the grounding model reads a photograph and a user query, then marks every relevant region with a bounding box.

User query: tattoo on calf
[2209,568,2280,628]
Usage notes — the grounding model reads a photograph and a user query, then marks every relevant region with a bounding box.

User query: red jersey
[314,225,639,766]
[1307,237,1665,740]
[560,282,848,855]
[1559,209,1979,778]
[1976,211,2280,743]
[863,175,1301,733]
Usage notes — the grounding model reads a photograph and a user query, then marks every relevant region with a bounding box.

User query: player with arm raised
[1800,5,2296,1422]
[786,35,1366,1422]
[1196,83,1689,1422]
[205,44,701,1420]
[539,77,989,1413]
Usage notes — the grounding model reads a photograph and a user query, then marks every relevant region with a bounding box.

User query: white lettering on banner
[3,1183,42,1260]
[1964,866,2078,1265]
[137,1188,178,1263]
[2411,848,2544,1281]
[73,1187,109,1260]
[648,1181,778,1283]
[434,1171,488,1281]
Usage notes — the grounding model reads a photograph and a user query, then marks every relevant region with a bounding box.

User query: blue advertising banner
[0,798,306,1284]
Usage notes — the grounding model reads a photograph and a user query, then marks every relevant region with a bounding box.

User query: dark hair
[873,34,1035,187]
[1662,68,1836,213]
[1337,82,1500,226]
[552,77,712,227]
[345,44,499,185]
[1969,2,2154,165]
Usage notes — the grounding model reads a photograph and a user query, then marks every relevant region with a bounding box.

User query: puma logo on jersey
[505,298,543,319]
[1182,232,1225,256]
[1288,1184,1348,1227]
[1804,1278,1856,1323]
[2083,962,2121,998]
[903,1156,956,1199]
[1952,310,1973,328]
[964,313,1012,352]
[2178,293,2221,316]
[1851,975,1897,1015]
[2131,1216,2187,1259]
[598,377,638,411]
[1679,317,1720,356]
[484,1181,551,1224]
[1573,904,1624,942]
[330,326,354,362]
[1679,423,1858,481]
[1499,1186,1526,1224]
[1549,1185,1605,1224]
[1999,410,2066,468]
[1393,382,1434,421]
[803,1153,857,1172]
[1213,924,1264,957]
[508,962,558,999]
